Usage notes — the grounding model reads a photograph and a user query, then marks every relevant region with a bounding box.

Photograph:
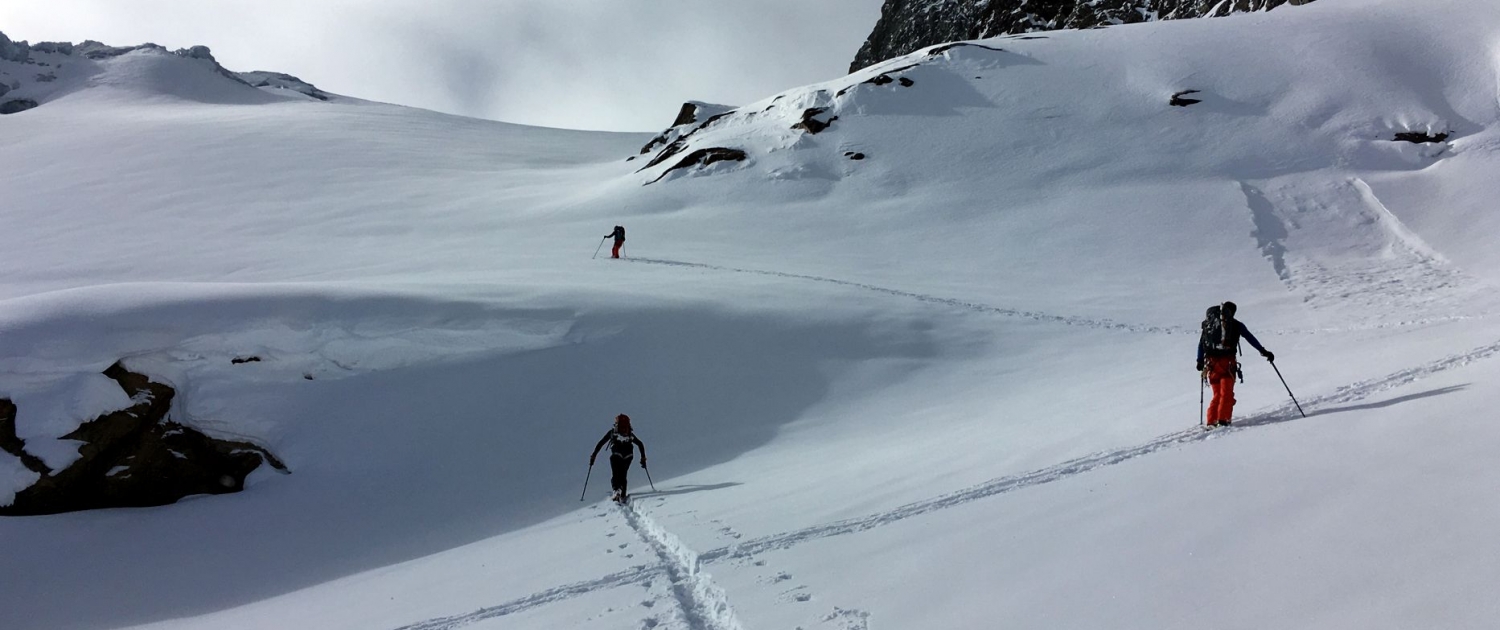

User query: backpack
[614,225,625,239]
[1200,305,1240,356]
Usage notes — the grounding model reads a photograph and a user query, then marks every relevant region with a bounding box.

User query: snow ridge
[621,502,745,630]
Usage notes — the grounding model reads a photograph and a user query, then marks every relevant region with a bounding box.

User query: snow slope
[3,0,1500,628]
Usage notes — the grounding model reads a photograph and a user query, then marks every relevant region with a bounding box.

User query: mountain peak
[851,0,1317,72]
[0,30,330,114]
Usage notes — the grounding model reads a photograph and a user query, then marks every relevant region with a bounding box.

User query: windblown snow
[3,0,1500,628]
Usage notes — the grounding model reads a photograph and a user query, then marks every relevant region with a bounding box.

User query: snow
[0,452,40,507]
[3,0,1500,628]
[3,371,132,471]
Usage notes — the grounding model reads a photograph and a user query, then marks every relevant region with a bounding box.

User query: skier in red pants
[606,225,626,259]
[1197,301,1273,427]
[589,414,646,503]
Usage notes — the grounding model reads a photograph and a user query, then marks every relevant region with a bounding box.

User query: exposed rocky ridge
[851,0,1316,72]
[634,101,736,158]
[633,43,976,185]
[237,71,330,101]
[1,362,286,516]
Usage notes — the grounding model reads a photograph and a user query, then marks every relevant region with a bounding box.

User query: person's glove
[1195,359,1204,372]
[1262,350,1275,362]
[640,458,648,469]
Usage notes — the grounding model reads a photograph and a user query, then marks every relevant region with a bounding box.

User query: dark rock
[1171,90,1203,107]
[175,45,215,61]
[0,362,286,516]
[867,74,895,86]
[230,356,262,365]
[35,72,56,83]
[1393,131,1449,144]
[639,102,736,155]
[237,71,331,101]
[640,139,690,171]
[648,148,748,184]
[846,152,867,160]
[78,40,157,59]
[1,399,52,477]
[30,41,74,56]
[792,107,839,135]
[0,83,8,99]
[0,99,38,115]
[927,42,1006,57]
[670,102,700,127]
[0,31,27,63]
[851,0,1317,72]
[899,77,914,87]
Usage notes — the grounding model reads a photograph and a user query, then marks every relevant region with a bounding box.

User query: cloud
[0,0,883,131]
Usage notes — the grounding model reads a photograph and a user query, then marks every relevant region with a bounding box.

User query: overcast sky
[2,0,885,131]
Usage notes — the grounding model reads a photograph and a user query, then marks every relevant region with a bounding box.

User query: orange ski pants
[1205,355,1238,425]
[611,239,624,258]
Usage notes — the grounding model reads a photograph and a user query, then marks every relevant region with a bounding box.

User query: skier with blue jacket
[1197,301,1274,426]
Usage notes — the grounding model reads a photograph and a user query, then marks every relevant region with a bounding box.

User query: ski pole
[1200,371,1206,427]
[580,463,594,501]
[643,464,656,492]
[1269,359,1306,418]
[591,237,607,260]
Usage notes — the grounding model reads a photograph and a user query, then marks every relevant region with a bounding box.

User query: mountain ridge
[851,0,1317,72]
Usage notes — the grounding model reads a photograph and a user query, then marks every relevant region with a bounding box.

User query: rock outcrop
[1,363,286,516]
[851,0,1317,72]
[237,71,331,101]
[636,101,736,157]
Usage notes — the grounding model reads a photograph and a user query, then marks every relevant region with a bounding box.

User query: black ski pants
[610,454,633,494]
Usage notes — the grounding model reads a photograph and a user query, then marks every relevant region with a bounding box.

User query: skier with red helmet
[589,414,647,503]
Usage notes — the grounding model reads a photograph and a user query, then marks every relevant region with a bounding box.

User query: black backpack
[1200,305,1240,356]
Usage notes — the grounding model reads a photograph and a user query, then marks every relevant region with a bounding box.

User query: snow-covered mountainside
[850,0,1315,72]
[4,0,1500,628]
[0,31,330,115]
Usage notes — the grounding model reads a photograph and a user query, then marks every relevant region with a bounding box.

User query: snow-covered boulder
[0,363,285,516]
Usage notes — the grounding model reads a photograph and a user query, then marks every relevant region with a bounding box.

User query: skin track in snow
[387,333,1500,629]
[620,501,745,630]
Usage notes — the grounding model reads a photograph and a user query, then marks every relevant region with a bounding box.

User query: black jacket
[592,428,645,460]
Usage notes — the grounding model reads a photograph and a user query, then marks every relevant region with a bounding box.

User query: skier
[1197,301,1274,427]
[589,414,647,503]
[606,225,626,259]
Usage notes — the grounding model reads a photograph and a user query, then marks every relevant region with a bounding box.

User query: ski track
[390,337,1500,630]
[386,564,662,630]
[626,257,1486,335]
[621,501,746,630]
[626,257,1189,335]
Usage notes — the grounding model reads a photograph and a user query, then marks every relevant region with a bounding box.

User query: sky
[1,0,885,132]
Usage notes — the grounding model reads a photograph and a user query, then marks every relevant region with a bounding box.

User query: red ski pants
[1205,356,1237,424]
[611,239,624,258]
